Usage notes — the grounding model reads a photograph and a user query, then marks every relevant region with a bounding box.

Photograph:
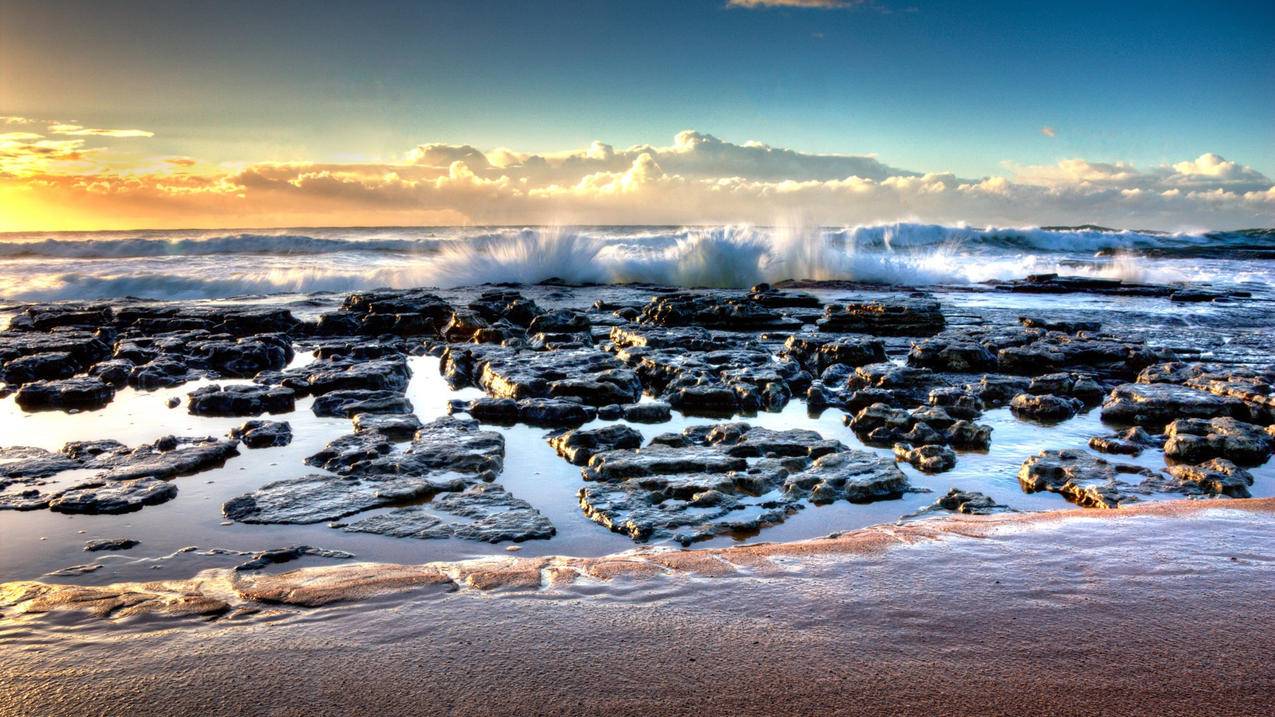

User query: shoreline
[5,496,1273,620]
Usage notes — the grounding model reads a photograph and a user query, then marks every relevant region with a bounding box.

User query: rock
[15,377,115,411]
[847,402,991,450]
[129,358,196,390]
[0,330,111,367]
[304,357,411,395]
[1101,383,1243,425]
[1009,393,1084,421]
[1018,316,1101,333]
[527,309,590,334]
[1163,417,1273,465]
[84,538,140,552]
[312,390,413,418]
[1164,459,1253,497]
[345,485,555,543]
[189,334,293,377]
[818,297,945,336]
[233,545,356,572]
[188,384,296,416]
[893,443,957,473]
[458,396,597,427]
[907,337,996,372]
[1088,426,1164,456]
[622,401,672,423]
[550,425,645,465]
[577,423,906,544]
[783,334,886,372]
[49,478,178,514]
[932,488,1007,515]
[993,274,1174,297]
[1017,449,1151,508]
[229,420,293,449]
[1,351,79,385]
[88,358,134,387]
[93,436,241,482]
[638,291,800,330]
[352,413,425,440]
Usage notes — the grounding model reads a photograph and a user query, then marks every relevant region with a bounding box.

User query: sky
[1,0,1272,231]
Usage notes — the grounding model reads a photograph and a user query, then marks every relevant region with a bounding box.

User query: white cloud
[48,123,154,138]
[1041,126,1056,138]
[5,128,1273,230]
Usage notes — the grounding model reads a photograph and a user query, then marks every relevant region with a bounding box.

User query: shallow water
[4,282,1273,585]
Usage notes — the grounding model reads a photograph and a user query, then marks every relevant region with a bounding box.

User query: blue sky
[2,0,1273,230]
[4,0,1272,175]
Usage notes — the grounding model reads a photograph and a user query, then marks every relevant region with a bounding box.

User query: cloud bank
[2,123,1272,232]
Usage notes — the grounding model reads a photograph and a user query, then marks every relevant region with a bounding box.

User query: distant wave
[4,223,1262,301]
[0,224,1269,260]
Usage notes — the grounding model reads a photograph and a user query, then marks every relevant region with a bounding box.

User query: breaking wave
[0,223,1269,301]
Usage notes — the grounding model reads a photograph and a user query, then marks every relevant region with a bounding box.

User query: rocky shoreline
[2,278,1273,572]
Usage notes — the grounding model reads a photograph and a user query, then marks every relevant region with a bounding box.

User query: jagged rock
[188,384,296,416]
[1164,459,1254,498]
[1019,316,1101,333]
[528,309,590,334]
[49,478,178,514]
[1101,383,1243,425]
[893,443,957,473]
[932,488,1007,515]
[927,387,985,420]
[84,538,140,552]
[1009,393,1084,421]
[93,436,241,482]
[129,358,196,389]
[847,403,991,450]
[305,357,411,395]
[550,425,644,465]
[1017,449,1152,508]
[608,325,727,351]
[229,420,293,449]
[305,432,394,474]
[345,485,555,543]
[456,396,598,427]
[1,351,79,385]
[818,297,945,336]
[782,334,886,372]
[312,390,413,418]
[969,374,1032,407]
[1088,426,1164,456]
[622,402,672,423]
[907,337,996,372]
[88,358,133,387]
[189,334,293,377]
[639,291,799,330]
[1163,417,1273,465]
[234,545,355,571]
[578,423,906,544]
[0,330,111,367]
[443,344,641,406]
[352,413,425,440]
[15,377,115,411]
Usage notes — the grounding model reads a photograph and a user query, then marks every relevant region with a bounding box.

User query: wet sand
[3,499,1273,716]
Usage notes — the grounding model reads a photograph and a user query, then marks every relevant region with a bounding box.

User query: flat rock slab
[1101,383,1244,425]
[818,297,945,336]
[15,377,116,411]
[577,423,907,544]
[230,420,293,449]
[188,384,296,416]
[345,484,555,543]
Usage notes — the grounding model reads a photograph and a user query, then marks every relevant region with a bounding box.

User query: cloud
[1,128,1272,231]
[48,123,155,138]
[726,0,861,8]
[1,116,35,125]
[1041,126,1056,138]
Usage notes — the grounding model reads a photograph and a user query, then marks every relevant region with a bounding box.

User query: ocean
[1,223,1272,302]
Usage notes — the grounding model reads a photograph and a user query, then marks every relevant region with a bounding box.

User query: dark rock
[188,384,296,416]
[129,358,196,389]
[1009,393,1084,421]
[783,334,887,372]
[639,291,800,330]
[932,488,1007,515]
[459,396,597,427]
[230,420,293,448]
[88,358,134,387]
[15,377,115,411]
[1019,316,1101,333]
[84,538,140,552]
[1163,417,1273,465]
[818,297,944,336]
[1164,459,1254,498]
[550,425,644,465]
[49,478,178,514]
[1101,383,1243,425]
[305,357,411,395]
[344,484,555,543]
[623,401,672,423]
[893,443,957,473]
[1089,426,1164,456]
[234,545,356,571]
[352,413,425,441]
[907,337,996,372]
[2,351,79,385]
[1017,449,1152,508]
[311,390,413,418]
